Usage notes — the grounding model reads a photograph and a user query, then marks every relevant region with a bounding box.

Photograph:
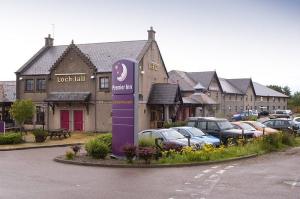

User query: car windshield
[161,129,185,140]
[187,127,206,136]
[253,121,266,128]
[217,121,233,130]
[239,123,256,131]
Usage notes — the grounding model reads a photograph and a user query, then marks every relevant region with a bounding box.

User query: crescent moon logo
[117,63,128,82]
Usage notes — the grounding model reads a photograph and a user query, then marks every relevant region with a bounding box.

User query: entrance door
[73,110,83,131]
[60,110,69,130]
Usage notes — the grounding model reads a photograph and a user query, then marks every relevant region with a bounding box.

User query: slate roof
[18,40,149,75]
[183,93,218,105]
[0,81,16,102]
[168,70,195,91]
[226,78,252,94]
[219,78,243,94]
[147,83,182,105]
[45,92,91,102]
[253,82,288,97]
[186,71,216,90]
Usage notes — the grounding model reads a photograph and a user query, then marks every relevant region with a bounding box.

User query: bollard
[185,135,191,147]
[263,127,265,136]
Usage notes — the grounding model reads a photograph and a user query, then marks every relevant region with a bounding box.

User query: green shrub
[0,133,23,145]
[163,121,187,128]
[96,133,112,152]
[65,151,75,160]
[85,139,109,159]
[32,128,48,143]
[261,133,282,151]
[281,132,296,146]
[138,137,156,147]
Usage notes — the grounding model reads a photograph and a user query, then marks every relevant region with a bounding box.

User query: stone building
[169,70,288,119]
[16,28,180,132]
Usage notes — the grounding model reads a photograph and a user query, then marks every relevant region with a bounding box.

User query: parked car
[292,117,300,134]
[138,129,203,149]
[270,110,291,119]
[262,118,298,133]
[187,117,254,144]
[231,122,263,137]
[232,110,256,121]
[172,126,220,147]
[241,121,278,135]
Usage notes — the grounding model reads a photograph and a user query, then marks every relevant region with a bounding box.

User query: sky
[0,0,300,92]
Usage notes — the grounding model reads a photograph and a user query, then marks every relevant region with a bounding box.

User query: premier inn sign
[55,73,86,83]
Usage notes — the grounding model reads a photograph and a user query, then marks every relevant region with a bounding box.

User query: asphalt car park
[0,147,299,199]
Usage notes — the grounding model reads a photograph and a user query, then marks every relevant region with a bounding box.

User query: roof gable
[226,78,251,94]
[147,83,182,105]
[50,42,97,73]
[186,71,216,89]
[19,40,148,75]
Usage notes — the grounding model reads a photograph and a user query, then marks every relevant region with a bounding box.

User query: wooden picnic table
[48,129,71,139]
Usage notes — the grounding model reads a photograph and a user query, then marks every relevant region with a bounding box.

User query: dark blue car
[172,126,220,147]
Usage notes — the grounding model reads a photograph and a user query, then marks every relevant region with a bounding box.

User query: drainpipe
[94,71,97,132]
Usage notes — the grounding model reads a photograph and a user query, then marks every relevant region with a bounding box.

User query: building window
[254,106,257,110]
[99,77,109,90]
[235,94,237,100]
[36,106,45,125]
[267,106,269,111]
[241,96,243,101]
[283,106,286,109]
[246,95,248,101]
[273,106,275,110]
[250,95,252,101]
[278,98,280,102]
[283,98,286,102]
[216,92,218,100]
[229,95,231,100]
[25,79,34,92]
[36,79,46,91]
[273,97,275,102]
[278,106,280,109]
[235,106,238,112]
[267,97,269,102]
[260,97,263,102]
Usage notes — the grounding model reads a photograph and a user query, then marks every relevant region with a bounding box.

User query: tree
[289,92,300,107]
[267,85,283,93]
[9,99,35,131]
[282,86,291,97]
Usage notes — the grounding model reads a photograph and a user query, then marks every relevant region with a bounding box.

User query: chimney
[45,34,54,47]
[147,26,156,41]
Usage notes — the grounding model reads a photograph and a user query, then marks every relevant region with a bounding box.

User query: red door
[74,110,83,131]
[60,110,69,130]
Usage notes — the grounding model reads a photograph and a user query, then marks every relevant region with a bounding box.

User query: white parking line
[224,165,235,169]
[175,189,184,192]
[209,174,218,179]
[211,166,219,169]
[194,173,204,179]
[216,169,226,174]
[184,182,191,185]
[203,169,212,173]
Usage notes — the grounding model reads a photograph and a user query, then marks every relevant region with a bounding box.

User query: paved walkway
[0,147,299,199]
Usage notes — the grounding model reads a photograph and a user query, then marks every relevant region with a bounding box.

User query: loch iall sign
[55,73,86,83]
[112,59,138,156]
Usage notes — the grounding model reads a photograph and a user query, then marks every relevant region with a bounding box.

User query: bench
[48,129,71,139]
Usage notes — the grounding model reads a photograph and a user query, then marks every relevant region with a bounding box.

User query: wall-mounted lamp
[90,75,95,79]
[140,71,145,75]
[19,77,23,80]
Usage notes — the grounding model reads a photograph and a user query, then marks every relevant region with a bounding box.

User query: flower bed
[56,132,300,167]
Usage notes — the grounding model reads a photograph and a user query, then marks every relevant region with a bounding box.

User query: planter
[34,135,47,143]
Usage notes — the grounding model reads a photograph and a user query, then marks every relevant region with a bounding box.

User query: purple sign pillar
[112,59,138,156]
[0,121,5,133]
